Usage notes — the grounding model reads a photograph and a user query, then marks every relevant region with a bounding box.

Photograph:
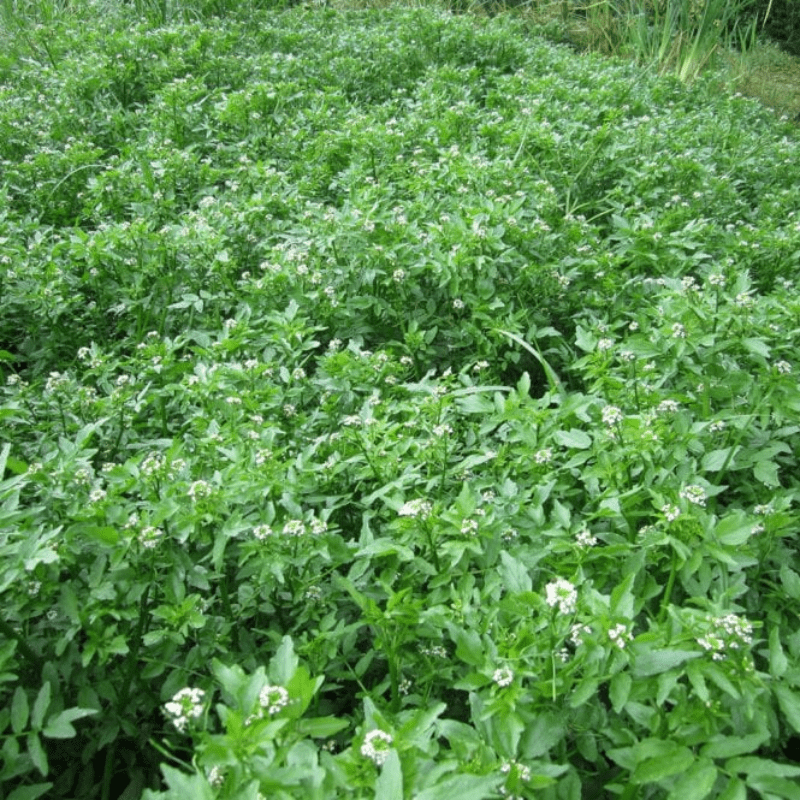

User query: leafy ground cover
[2,2,800,798]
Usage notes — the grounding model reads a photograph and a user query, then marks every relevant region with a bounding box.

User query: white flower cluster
[601,405,623,427]
[575,529,597,548]
[608,624,633,649]
[398,499,433,519]
[679,484,707,507]
[545,578,577,615]
[361,729,393,766]
[163,687,205,732]
[696,614,754,661]
[259,684,290,715]
[492,667,514,687]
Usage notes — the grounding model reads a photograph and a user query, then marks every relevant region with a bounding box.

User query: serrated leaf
[375,749,403,800]
[11,686,29,734]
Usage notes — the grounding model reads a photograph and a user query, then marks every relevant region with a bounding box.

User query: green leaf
[717,777,746,800]
[520,712,566,758]
[666,760,717,800]
[159,764,215,799]
[780,566,800,600]
[554,428,592,449]
[610,572,635,618]
[42,707,97,739]
[713,513,754,546]
[742,337,771,358]
[753,459,780,488]
[270,636,298,685]
[702,447,734,472]
[499,551,532,594]
[632,648,701,677]
[296,716,349,738]
[726,756,800,778]
[570,678,599,708]
[375,749,403,800]
[31,683,51,730]
[774,685,800,734]
[631,746,694,784]
[11,686,29,734]
[769,628,789,678]
[609,672,631,713]
[415,774,499,800]
[27,732,47,776]
[700,731,770,760]
[448,625,484,667]
[6,784,54,800]
[746,776,800,800]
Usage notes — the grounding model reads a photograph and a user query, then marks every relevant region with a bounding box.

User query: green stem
[659,551,678,622]
[423,522,441,574]
[102,583,151,800]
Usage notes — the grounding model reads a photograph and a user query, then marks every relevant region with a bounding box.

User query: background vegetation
[1,1,800,799]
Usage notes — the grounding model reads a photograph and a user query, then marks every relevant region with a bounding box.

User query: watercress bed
[1,2,799,798]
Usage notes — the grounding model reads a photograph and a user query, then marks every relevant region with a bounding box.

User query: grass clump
[1,4,800,799]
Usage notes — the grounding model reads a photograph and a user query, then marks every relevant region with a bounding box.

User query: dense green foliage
[2,3,800,799]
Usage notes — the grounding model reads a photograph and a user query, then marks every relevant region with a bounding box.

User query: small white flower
[597,338,614,352]
[661,504,681,522]
[601,405,623,426]
[775,360,792,375]
[534,448,552,464]
[164,687,205,732]
[544,578,577,615]
[282,520,306,537]
[679,485,707,507]
[608,624,632,649]
[452,298,465,310]
[656,399,679,414]
[398,499,432,519]
[259,685,290,715]
[671,323,686,339]
[570,623,592,646]
[709,420,726,433]
[139,526,164,549]
[253,524,273,540]
[188,480,211,501]
[460,518,479,535]
[361,730,393,766]
[575,529,597,548]
[492,667,514,687]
